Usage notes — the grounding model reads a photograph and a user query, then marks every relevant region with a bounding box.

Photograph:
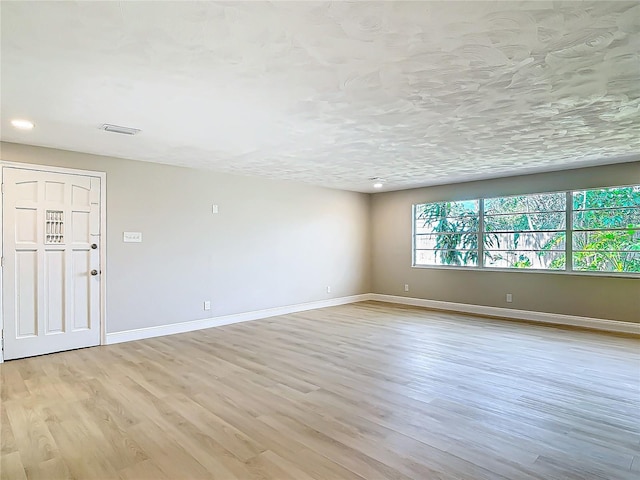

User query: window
[483,192,566,269]
[413,184,640,274]
[414,200,479,266]
[572,186,640,273]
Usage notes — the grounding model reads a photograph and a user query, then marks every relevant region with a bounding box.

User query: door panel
[2,166,102,360]
[16,250,37,337]
[72,184,90,207]
[45,182,65,203]
[44,250,65,334]
[16,208,37,243]
[14,181,38,202]
[72,249,90,330]
[72,211,90,243]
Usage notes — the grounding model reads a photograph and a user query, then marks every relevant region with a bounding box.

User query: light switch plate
[123,231,142,243]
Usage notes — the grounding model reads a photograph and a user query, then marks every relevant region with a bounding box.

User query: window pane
[415,218,478,234]
[573,186,640,210]
[573,230,640,251]
[415,249,478,266]
[484,250,566,269]
[485,192,565,215]
[573,207,640,230]
[484,232,565,251]
[416,200,478,220]
[415,234,438,250]
[416,233,480,250]
[484,212,565,232]
[573,251,640,273]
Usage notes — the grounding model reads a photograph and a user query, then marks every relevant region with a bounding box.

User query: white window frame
[412,184,640,278]
[412,200,480,268]
[482,192,567,271]
[570,186,640,274]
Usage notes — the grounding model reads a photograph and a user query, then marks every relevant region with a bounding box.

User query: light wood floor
[1,301,639,480]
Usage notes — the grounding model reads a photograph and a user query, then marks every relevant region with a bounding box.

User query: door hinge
[0,256,3,268]
[1,183,4,194]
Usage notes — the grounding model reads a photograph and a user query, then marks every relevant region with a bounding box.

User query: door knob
[91,243,98,249]
[90,269,98,276]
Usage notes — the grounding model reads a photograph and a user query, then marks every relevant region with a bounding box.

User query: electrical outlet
[506,293,513,303]
[326,286,331,293]
[404,284,409,292]
[204,301,211,311]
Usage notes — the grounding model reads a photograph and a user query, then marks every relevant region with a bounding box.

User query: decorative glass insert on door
[46,210,64,244]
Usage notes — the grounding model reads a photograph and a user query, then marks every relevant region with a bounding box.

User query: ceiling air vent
[99,124,141,135]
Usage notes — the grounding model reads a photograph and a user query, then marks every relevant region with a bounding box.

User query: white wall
[1,142,371,333]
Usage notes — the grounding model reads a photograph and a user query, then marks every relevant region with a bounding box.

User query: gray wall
[2,142,638,329]
[371,162,640,323]
[1,142,371,333]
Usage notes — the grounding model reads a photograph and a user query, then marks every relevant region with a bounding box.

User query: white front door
[2,166,102,360]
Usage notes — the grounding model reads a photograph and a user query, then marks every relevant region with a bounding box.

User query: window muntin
[413,185,640,274]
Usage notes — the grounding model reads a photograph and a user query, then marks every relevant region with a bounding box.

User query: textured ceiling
[1,1,639,192]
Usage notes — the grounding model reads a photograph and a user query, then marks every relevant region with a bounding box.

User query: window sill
[411,264,640,279]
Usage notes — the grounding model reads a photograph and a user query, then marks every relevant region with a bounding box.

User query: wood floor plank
[0,451,27,480]
[117,459,171,480]
[245,450,318,480]
[3,403,58,468]
[0,407,17,456]
[23,457,71,480]
[125,421,215,479]
[1,301,639,479]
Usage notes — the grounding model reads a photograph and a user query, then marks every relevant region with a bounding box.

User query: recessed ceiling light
[371,177,385,189]
[11,119,35,130]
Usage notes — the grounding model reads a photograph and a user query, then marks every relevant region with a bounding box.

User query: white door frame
[0,161,107,363]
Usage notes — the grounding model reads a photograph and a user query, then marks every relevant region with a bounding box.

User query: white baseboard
[370,294,640,335]
[105,294,373,345]
[104,291,638,347]
[2,289,632,361]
